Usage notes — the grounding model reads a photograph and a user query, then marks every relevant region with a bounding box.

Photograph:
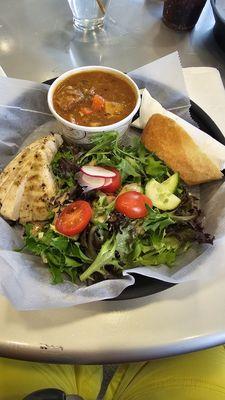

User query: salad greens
[23,224,91,283]
[78,131,169,184]
[22,131,212,284]
[92,193,115,224]
[51,144,78,190]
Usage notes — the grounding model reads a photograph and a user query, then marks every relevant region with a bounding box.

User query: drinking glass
[67,0,111,31]
[162,0,207,31]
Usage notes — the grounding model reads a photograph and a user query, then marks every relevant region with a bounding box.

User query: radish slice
[81,165,116,178]
[103,178,113,187]
[78,172,106,189]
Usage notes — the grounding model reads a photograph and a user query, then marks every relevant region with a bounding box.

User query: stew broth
[53,71,137,127]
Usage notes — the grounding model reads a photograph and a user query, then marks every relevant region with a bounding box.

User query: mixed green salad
[22,131,212,284]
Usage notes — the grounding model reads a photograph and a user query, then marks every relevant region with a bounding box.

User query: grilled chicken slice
[0,134,63,223]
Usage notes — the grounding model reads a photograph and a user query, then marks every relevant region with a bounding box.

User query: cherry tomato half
[115,191,152,219]
[55,200,92,237]
[101,167,121,193]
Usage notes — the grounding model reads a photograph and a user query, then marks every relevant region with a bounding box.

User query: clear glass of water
[67,0,111,31]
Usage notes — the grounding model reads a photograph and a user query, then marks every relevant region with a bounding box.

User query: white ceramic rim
[47,66,141,132]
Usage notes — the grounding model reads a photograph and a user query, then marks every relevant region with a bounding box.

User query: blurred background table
[0,0,225,83]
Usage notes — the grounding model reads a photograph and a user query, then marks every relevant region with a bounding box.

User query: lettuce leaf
[77,131,169,185]
[51,145,78,190]
[23,224,91,283]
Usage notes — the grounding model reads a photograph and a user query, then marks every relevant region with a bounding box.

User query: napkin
[0,66,6,77]
[132,88,225,171]
[183,67,225,137]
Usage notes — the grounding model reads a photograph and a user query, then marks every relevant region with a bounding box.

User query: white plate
[1,105,225,363]
[1,268,225,363]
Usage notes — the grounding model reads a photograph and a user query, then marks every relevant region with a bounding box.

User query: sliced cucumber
[161,172,179,193]
[145,179,181,211]
[119,183,143,195]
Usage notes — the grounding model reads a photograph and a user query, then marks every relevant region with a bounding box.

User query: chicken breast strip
[0,133,63,222]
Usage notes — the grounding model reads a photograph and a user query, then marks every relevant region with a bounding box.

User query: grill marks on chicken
[0,134,63,223]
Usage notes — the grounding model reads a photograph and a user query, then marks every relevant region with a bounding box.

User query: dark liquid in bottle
[163,0,207,31]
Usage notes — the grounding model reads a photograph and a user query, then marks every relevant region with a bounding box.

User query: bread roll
[141,113,223,186]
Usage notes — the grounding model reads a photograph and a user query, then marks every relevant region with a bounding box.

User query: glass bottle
[162,0,207,31]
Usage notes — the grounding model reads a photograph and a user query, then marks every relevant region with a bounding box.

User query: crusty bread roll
[141,113,223,186]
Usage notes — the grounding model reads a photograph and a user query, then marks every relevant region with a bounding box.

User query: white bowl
[47,66,141,144]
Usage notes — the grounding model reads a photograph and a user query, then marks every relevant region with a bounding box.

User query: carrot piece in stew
[80,107,93,115]
[92,95,105,112]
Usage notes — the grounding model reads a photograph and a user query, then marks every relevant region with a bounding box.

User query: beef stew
[53,71,137,127]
